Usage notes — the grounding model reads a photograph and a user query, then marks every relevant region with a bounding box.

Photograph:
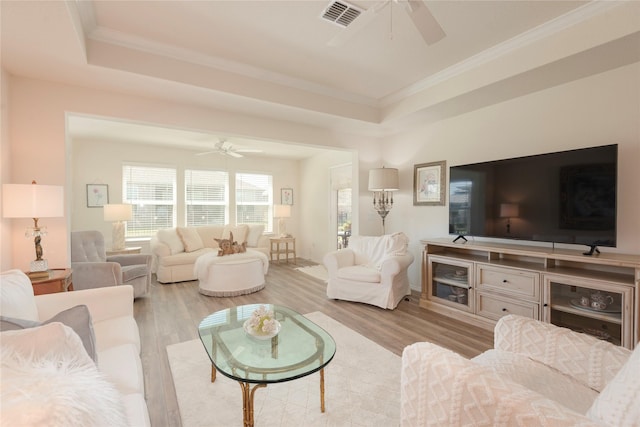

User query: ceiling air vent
[321,1,362,27]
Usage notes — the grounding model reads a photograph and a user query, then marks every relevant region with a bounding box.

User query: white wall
[1,70,12,270]
[70,137,306,251]
[381,62,640,289]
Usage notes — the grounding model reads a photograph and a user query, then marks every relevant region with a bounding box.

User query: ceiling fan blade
[327,2,385,47]
[235,148,263,153]
[405,0,445,45]
[227,151,243,158]
[195,150,218,156]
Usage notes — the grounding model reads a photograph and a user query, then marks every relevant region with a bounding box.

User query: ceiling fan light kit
[195,139,262,158]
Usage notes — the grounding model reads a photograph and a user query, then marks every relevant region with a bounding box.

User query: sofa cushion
[92,315,141,353]
[195,226,225,248]
[587,344,640,425]
[348,232,409,268]
[177,226,204,252]
[223,224,249,243]
[246,224,265,247]
[157,228,184,255]
[473,348,598,414]
[1,304,98,362]
[337,265,381,283]
[1,322,127,427]
[0,269,39,321]
[158,248,213,267]
[98,343,145,395]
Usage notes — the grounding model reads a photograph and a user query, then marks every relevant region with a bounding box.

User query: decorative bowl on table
[243,305,281,340]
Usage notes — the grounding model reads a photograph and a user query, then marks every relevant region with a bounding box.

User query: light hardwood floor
[134,258,494,427]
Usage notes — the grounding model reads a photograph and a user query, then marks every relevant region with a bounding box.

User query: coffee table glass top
[198,304,336,384]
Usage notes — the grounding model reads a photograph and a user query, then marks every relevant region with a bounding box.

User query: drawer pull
[502,279,508,283]
[502,308,508,312]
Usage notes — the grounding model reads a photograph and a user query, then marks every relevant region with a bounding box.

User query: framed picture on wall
[413,161,446,206]
[281,188,293,205]
[87,184,109,208]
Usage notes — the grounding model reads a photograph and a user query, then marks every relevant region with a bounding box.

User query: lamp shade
[2,183,64,218]
[500,203,520,218]
[104,204,133,222]
[368,168,399,191]
[273,204,291,218]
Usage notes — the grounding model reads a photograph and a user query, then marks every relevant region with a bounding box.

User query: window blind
[123,165,176,238]
[235,173,273,231]
[185,169,228,226]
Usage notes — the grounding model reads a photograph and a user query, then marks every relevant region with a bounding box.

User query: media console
[420,238,640,349]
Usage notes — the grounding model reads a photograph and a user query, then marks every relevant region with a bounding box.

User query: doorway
[330,164,352,250]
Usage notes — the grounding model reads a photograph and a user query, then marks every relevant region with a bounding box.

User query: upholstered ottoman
[194,250,270,296]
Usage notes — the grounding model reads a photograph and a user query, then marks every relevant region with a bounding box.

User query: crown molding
[380,0,626,107]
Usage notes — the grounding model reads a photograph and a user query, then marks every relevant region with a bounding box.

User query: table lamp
[103,203,133,251]
[500,203,520,234]
[2,181,64,274]
[273,204,291,237]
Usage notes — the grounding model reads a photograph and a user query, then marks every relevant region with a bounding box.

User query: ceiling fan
[323,0,445,47]
[195,139,262,158]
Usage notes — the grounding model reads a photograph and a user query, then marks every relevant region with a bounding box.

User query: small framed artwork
[281,188,293,205]
[414,161,446,206]
[87,184,109,208]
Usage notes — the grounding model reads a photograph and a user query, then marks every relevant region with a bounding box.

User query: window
[236,173,273,231]
[123,165,176,238]
[185,169,228,226]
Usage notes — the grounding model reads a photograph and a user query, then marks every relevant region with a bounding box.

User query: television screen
[448,144,617,248]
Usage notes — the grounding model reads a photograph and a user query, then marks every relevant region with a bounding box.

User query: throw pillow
[0,304,97,363]
[157,228,185,255]
[177,227,205,252]
[0,269,39,321]
[587,345,640,425]
[1,322,127,427]
[245,224,264,247]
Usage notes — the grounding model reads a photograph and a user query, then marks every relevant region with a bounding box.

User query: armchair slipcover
[401,315,638,426]
[323,232,414,309]
[70,230,151,298]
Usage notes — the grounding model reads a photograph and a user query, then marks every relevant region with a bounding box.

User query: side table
[269,237,296,264]
[106,246,142,256]
[28,268,73,295]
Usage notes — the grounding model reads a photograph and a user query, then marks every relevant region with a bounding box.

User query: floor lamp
[2,181,64,274]
[104,204,133,251]
[368,167,399,234]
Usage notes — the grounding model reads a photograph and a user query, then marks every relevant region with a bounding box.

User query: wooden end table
[269,237,296,264]
[28,268,73,295]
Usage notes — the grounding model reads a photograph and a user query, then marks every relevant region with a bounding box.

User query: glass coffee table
[198,304,336,427]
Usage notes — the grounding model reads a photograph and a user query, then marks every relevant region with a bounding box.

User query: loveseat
[401,314,638,426]
[150,224,269,283]
[323,232,414,309]
[1,269,149,426]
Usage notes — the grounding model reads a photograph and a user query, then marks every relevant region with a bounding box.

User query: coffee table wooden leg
[320,368,325,412]
[211,365,216,383]
[239,381,266,427]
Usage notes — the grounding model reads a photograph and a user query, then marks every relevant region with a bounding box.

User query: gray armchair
[70,230,151,298]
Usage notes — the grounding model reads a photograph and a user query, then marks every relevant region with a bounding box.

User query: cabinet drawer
[477,265,539,300]
[477,293,539,321]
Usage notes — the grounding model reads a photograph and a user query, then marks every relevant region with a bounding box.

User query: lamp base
[30,259,48,272]
[112,221,126,251]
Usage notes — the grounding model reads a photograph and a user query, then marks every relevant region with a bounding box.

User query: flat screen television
[448,144,617,251]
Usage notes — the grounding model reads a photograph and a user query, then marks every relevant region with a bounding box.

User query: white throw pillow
[1,323,127,427]
[0,269,39,321]
[177,227,204,252]
[245,224,265,247]
[223,224,249,243]
[157,228,185,255]
[587,345,640,425]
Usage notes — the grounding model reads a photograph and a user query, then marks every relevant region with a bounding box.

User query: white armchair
[323,232,414,309]
[401,315,639,426]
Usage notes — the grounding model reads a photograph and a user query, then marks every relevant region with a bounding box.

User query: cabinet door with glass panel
[428,256,474,313]
[543,274,633,349]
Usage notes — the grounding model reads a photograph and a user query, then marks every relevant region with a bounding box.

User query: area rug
[167,312,400,426]
[295,265,329,282]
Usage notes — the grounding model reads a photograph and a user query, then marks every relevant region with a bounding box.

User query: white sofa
[401,314,638,426]
[150,224,270,283]
[1,269,149,427]
[323,232,414,309]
